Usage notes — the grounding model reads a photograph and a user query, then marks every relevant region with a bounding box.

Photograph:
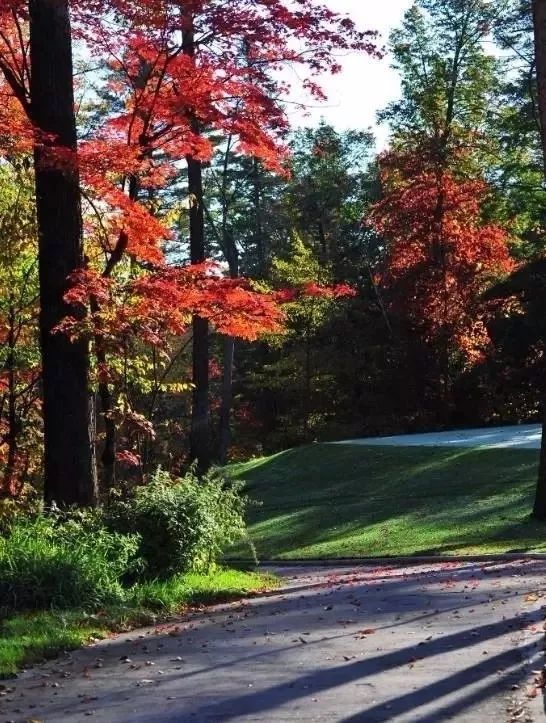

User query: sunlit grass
[227,444,546,559]
[0,568,277,677]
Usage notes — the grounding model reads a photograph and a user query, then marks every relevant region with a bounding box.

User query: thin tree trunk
[91,175,138,493]
[183,19,210,472]
[187,154,210,471]
[218,336,235,465]
[29,0,97,507]
[90,295,116,493]
[218,248,239,465]
[252,159,266,274]
[532,0,546,519]
[3,304,18,496]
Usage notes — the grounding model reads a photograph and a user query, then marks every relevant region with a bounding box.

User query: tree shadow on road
[10,560,545,722]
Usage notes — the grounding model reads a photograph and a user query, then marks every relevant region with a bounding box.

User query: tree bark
[187,154,211,472]
[183,19,210,472]
[29,0,98,506]
[218,246,239,465]
[3,304,18,496]
[532,0,546,518]
[252,159,266,274]
[218,336,235,465]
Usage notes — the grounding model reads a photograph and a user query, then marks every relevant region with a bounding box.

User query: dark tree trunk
[187,155,211,471]
[90,293,116,493]
[534,400,546,519]
[532,0,546,519]
[252,159,266,274]
[182,17,210,473]
[218,247,239,465]
[29,0,97,506]
[218,336,235,465]
[3,305,18,495]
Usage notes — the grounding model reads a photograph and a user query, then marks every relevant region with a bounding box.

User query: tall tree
[531,0,546,519]
[375,0,506,420]
[30,0,97,505]
[182,15,211,472]
[0,0,378,484]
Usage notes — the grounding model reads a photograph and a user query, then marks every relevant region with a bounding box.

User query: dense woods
[2,0,546,517]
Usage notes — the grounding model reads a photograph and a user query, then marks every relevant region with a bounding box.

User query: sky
[288,0,413,148]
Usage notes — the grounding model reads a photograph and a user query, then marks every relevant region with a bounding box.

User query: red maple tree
[370,150,515,367]
[0,1,378,493]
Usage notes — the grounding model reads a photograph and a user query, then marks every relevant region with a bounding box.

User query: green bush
[0,515,140,611]
[104,467,247,577]
[0,490,41,535]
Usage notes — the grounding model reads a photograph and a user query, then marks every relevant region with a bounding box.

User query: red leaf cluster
[61,262,284,347]
[370,152,515,363]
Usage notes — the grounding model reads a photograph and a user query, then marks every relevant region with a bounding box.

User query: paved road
[3,561,546,722]
[335,424,542,450]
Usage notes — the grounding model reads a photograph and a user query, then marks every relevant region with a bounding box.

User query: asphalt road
[4,560,546,722]
[334,424,542,450]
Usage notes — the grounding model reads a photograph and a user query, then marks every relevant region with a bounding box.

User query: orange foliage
[370,152,515,364]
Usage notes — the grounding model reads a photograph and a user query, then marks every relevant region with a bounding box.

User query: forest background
[0,0,543,506]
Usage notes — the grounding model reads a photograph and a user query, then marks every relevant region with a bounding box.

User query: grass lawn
[226,444,546,560]
[0,569,275,678]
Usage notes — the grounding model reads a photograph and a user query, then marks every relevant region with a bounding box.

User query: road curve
[333,424,542,450]
[4,560,546,722]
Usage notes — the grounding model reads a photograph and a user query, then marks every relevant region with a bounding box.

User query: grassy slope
[227,444,546,559]
[0,569,275,677]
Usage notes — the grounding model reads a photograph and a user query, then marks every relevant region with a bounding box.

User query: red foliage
[61,262,284,348]
[0,0,378,311]
[0,0,378,491]
[370,152,515,363]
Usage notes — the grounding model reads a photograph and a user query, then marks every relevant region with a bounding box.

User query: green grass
[226,444,546,560]
[0,569,276,678]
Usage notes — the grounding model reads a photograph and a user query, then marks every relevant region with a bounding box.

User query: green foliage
[0,490,40,534]
[0,568,276,677]
[0,515,140,611]
[383,0,500,159]
[104,467,248,577]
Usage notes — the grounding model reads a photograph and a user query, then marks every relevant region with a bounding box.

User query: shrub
[0,515,140,611]
[104,467,247,577]
[0,489,41,535]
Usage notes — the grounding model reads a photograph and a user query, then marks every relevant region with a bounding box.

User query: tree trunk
[218,336,235,465]
[187,155,210,472]
[218,247,239,465]
[91,297,116,493]
[534,400,546,519]
[3,304,18,496]
[29,0,97,507]
[182,17,210,473]
[252,159,266,274]
[532,0,546,519]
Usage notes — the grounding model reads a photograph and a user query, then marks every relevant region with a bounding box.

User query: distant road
[335,424,542,450]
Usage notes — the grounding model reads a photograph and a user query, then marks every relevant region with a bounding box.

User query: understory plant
[104,467,248,578]
[0,514,140,611]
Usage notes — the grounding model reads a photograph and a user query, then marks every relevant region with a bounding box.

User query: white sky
[288,0,413,147]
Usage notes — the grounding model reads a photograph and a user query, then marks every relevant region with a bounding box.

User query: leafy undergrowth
[226,444,546,559]
[0,569,276,678]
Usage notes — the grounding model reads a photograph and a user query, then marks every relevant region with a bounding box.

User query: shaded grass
[0,568,276,678]
[226,444,546,559]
